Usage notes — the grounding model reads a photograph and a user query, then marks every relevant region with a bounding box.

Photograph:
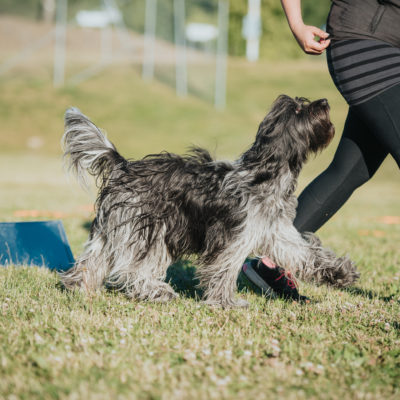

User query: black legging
[294,83,400,233]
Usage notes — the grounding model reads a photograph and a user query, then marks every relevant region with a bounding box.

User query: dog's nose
[319,98,328,107]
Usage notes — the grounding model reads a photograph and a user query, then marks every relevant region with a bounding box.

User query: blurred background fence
[0,0,230,108]
[0,0,331,109]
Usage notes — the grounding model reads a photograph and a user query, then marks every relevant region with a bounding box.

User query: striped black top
[327,39,400,106]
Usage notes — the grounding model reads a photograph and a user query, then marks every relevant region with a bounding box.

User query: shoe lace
[275,271,297,289]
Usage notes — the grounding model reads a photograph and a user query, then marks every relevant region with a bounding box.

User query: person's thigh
[332,108,388,179]
[352,83,400,167]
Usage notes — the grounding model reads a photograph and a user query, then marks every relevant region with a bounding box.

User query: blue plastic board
[0,220,75,271]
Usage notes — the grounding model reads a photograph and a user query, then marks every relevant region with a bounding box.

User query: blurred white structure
[53,0,67,86]
[0,0,229,108]
[56,0,132,86]
[75,8,122,28]
[142,0,229,108]
[185,23,218,43]
[40,0,56,22]
[242,0,262,62]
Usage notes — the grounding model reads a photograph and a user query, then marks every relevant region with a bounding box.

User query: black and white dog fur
[61,95,359,307]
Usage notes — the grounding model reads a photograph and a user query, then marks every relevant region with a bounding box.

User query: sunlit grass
[0,58,399,399]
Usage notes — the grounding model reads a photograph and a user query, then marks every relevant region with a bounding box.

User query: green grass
[0,58,399,399]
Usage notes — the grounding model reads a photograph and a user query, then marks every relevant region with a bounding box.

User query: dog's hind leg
[197,241,251,308]
[107,232,178,303]
[60,233,110,292]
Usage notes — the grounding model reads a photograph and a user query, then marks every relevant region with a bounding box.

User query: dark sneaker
[242,258,310,302]
[242,259,276,298]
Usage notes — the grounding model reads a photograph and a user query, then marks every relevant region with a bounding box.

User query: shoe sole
[242,262,277,299]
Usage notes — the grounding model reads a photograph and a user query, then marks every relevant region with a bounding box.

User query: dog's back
[62,108,243,260]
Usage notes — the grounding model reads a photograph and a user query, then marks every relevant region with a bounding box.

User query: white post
[53,0,67,87]
[243,0,262,62]
[215,0,229,109]
[101,25,113,64]
[142,0,157,80]
[174,0,187,97]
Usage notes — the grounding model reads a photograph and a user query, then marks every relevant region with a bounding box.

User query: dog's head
[289,95,335,153]
[245,95,335,176]
[265,94,334,153]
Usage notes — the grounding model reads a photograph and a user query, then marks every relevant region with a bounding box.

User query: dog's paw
[330,256,360,288]
[128,282,179,303]
[203,297,249,309]
[150,285,179,303]
[315,256,360,288]
[231,298,250,308]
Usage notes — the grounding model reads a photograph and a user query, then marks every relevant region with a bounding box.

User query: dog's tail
[62,107,124,189]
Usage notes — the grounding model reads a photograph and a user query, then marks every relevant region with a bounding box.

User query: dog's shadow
[166,260,202,299]
[166,260,254,299]
[82,221,255,299]
[344,286,400,303]
[82,221,92,232]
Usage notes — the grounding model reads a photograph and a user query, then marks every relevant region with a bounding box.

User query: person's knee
[389,148,400,168]
[327,157,371,192]
[351,165,371,188]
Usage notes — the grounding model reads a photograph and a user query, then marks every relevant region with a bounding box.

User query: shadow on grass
[82,220,92,232]
[78,224,261,301]
[344,286,400,303]
[166,260,202,299]
[392,321,400,332]
[166,259,261,300]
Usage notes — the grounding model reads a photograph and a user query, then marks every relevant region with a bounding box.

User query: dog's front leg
[261,217,317,280]
[263,219,359,288]
[300,232,360,287]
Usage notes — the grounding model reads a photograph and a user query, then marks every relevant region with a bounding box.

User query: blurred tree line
[0,0,331,59]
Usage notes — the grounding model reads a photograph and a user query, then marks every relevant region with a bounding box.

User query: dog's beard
[307,101,335,153]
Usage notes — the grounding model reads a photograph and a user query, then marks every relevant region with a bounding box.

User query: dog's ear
[306,99,335,152]
[294,97,310,114]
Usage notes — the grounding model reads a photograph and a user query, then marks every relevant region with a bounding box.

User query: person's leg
[294,107,388,233]
[295,82,400,233]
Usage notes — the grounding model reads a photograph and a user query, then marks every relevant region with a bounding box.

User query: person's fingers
[306,49,323,55]
[302,44,323,55]
[311,26,330,40]
[303,39,326,54]
[293,25,330,55]
[302,45,322,55]
[312,39,330,51]
[319,38,331,48]
[307,36,331,54]
[319,37,331,44]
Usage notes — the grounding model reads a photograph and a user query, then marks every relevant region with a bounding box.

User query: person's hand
[291,24,330,55]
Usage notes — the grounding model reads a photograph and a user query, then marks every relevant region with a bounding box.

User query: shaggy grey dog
[60,95,359,307]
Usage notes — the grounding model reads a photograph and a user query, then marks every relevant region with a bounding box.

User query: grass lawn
[0,55,399,400]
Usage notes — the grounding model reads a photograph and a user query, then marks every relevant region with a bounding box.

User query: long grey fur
[60,96,359,308]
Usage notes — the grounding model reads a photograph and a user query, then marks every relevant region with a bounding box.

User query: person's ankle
[261,256,277,269]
